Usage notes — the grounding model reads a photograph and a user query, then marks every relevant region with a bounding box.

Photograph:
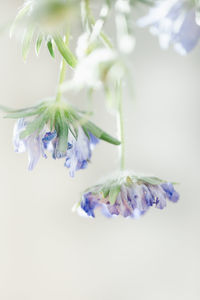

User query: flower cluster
[76,173,179,218]
[9,99,120,177]
[13,118,99,177]
[0,0,185,220]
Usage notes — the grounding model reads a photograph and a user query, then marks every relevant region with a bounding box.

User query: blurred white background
[0,1,199,300]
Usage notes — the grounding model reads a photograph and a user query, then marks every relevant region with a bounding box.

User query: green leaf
[53,34,77,68]
[68,125,78,139]
[35,34,43,56]
[109,185,121,205]
[5,106,46,119]
[64,111,78,139]
[55,111,69,154]
[82,125,90,139]
[49,110,55,131]
[47,39,55,58]
[0,104,17,113]
[1,103,46,119]
[0,102,45,112]
[100,131,121,145]
[102,186,110,198]
[84,121,121,145]
[22,26,35,61]
[20,110,49,139]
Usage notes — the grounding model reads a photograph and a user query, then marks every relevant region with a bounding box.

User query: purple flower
[137,0,200,55]
[161,182,179,202]
[13,118,99,176]
[65,128,99,177]
[78,176,179,218]
[13,118,47,171]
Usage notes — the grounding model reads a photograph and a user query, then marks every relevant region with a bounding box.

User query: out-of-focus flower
[10,0,78,65]
[65,47,124,91]
[9,98,120,176]
[137,0,200,55]
[63,46,126,111]
[12,0,79,34]
[75,172,179,218]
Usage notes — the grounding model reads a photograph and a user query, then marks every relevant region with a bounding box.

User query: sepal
[1,98,121,146]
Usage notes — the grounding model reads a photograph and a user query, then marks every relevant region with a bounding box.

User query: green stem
[55,33,69,103]
[56,57,66,103]
[118,81,125,171]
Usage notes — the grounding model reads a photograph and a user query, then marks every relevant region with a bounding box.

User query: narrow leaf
[20,111,49,139]
[5,108,43,119]
[53,34,77,68]
[0,102,45,114]
[55,111,69,154]
[85,121,121,145]
[82,125,90,139]
[109,185,121,205]
[47,39,55,58]
[102,186,110,198]
[35,34,43,56]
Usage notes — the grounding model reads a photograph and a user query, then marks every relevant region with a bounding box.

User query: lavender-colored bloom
[80,193,99,218]
[161,182,179,202]
[13,118,99,176]
[65,128,99,177]
[137,0,200,55]
[13,118,46,170]
[79,180,179,218]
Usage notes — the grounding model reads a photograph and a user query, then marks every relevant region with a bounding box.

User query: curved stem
[118,81,125,171]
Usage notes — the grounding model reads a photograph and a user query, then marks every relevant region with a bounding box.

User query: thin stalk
[117,81,125,171]
[55,33,69,103]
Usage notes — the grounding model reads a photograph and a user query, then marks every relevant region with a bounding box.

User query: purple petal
[13,118,27,153]
[148,185,167,209]
[161,182,179,202]
[65,127,98,177]
[26,135,43,171]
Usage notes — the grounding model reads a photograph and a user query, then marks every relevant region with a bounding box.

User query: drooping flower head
[75,172,179,218]
[137,0,200,55]
[9,98,120,176]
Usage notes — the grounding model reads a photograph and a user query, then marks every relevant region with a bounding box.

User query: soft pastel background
[0,1,199,300]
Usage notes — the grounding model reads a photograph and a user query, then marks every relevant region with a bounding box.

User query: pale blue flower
[78,177,179,218]
[13,118,46,171]
[13,118,99,176]
[137,0,200,54]
[65,128,99,177]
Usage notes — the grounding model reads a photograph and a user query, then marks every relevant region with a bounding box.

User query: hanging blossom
[9,99,120,177]
[137,0,200,55]
[75,173,179,218]
[13,118,99,177]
